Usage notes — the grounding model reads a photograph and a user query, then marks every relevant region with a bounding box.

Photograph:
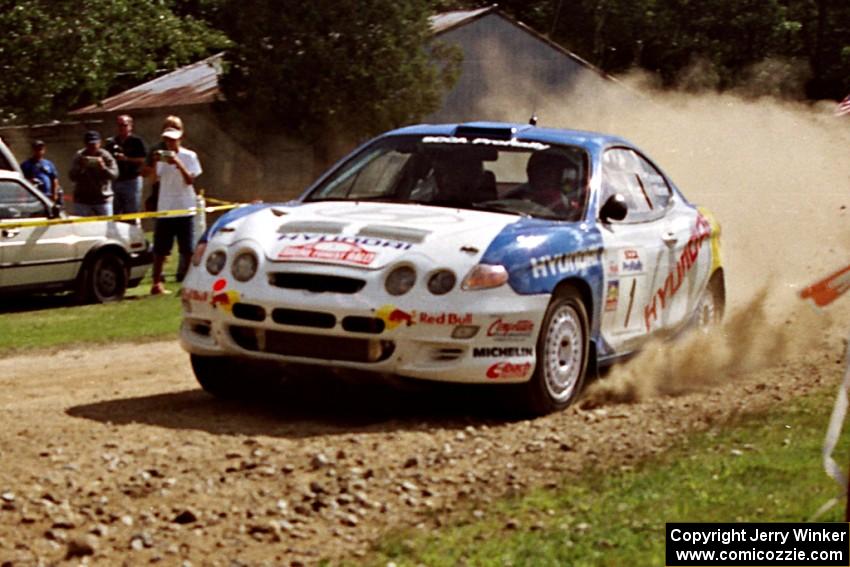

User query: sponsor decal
[530,248,600,279]
[473,346,534,358]
[624,249,640,260]
[644,215,712,330]
[422,136,550,151]
[605,281,619,312]
[607,261,619,276]
[182,288,210,302]
[277,240,376,266]
[210,278,239,312]
[621,259,643,272]
[486,318,534,339]
[376,305,415,329]
[486,361,533,379]
[419,311,472,325]
[277,233,413,251]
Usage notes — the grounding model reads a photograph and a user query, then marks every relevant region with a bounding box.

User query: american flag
[835,94,850,117]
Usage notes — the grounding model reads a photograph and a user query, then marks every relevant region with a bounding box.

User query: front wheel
[695,272,725,332]
[520,286,590,415]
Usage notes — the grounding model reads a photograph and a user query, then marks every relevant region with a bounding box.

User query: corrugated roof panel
[70,53,223,115]
[430,6,494,34]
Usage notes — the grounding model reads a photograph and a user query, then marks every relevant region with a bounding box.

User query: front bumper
[179,265,549,384]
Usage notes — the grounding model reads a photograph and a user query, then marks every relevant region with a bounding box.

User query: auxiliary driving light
[231,250,259,282]
[206,250,226,275]
[451,325,480,339]
[385,265,416,296]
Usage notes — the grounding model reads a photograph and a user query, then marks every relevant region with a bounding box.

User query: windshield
[305,135,590,221]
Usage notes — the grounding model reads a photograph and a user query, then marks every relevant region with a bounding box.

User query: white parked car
[0,170,152,302]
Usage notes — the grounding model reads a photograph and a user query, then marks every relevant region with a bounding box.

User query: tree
[0,0,228,124]
[218,0,460,164]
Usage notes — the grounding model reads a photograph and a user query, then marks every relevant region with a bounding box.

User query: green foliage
[364,387,849,566]
[0,0,228,124]
[218,0,460,143]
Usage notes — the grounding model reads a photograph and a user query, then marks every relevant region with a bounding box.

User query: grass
[0,250,182,353]
[363,386,850,567]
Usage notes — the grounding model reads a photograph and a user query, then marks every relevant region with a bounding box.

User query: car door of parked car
[597,148,671,353]
[0,178,78,289]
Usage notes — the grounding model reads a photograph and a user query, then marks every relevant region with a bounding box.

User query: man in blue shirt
[20,140,61,202]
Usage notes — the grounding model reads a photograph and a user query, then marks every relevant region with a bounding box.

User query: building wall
[428,13,624,124]
[0,107,316,208]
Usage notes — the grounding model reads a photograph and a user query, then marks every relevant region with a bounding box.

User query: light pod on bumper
[427,269,456,295]
[231,250,259,282]
[206,250,227,275]
[385,265,416,296]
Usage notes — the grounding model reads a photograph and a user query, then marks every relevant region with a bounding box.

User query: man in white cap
[150,127,202,295]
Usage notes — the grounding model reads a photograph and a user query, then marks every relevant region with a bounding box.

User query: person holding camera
[20,140,61,203]
[150,127,202,295]
[69,131,119,217]
[105,114,147,215]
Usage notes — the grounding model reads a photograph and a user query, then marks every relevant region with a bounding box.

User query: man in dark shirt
[105,114,147,215]
[20,140,61,202]
[69,131,119,216]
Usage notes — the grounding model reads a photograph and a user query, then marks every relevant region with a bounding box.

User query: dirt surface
[0,332,844,566]
[4,76,850,566]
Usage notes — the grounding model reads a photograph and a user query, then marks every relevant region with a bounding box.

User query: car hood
[217,201,522,269]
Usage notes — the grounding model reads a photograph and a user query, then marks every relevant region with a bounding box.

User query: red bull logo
[210,278,239,312]
[376,304,415,330]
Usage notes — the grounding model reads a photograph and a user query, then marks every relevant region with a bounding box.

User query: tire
[191,354,285,399]
[695,271,725,332]
[80,251,128,303]
[520,285,590,415]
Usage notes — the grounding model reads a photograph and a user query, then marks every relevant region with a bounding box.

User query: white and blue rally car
[180,122,724,414]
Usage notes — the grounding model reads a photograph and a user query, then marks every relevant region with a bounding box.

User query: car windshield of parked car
[305,135,589,221]
[0,179,47,219]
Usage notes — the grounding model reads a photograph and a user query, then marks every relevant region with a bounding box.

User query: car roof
[383,121,633,154]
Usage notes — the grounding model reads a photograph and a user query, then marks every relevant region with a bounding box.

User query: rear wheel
[695,272,725,332]
[78,251,127,303]
[521,286,590,415]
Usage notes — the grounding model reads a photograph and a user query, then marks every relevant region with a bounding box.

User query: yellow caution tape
[203,195,241,206]
[0,203,244,230]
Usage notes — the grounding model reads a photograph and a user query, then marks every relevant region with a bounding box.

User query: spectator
[143,115,184,211]
[150,127,202,295]
[20,140,61,202]
[105,114,147,215]
[68,131,119,216]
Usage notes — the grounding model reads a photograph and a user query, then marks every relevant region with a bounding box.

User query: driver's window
[0,180,47,219]
[602,148,662,223]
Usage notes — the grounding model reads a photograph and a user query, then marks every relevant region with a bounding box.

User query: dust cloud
[471,49,850,401]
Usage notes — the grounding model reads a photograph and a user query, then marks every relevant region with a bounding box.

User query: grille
[271,308,336,329]
[269,272,366,294]
[229,326,394,363]
[341,316,385,334]
[232,303,266,322]
[429,347,466,361]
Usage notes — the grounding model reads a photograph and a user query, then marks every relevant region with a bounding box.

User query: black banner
[666,523,849,566]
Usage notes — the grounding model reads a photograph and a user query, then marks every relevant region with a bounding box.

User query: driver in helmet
[509,149,583,219]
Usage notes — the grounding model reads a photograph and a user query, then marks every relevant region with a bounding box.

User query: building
[1,7,625,204]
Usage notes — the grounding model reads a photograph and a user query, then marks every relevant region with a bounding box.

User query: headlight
[461,264,508,290]
[231,250,258,282]
[206,250,226,275]
[427,269,456,295]
[191,242,207,267]
[385,265,416,296]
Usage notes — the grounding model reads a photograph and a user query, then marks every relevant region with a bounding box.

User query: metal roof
[69,53,223,116]
[429,6,496,35]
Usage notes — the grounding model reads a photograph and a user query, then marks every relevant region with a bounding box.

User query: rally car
[180,122,724,414]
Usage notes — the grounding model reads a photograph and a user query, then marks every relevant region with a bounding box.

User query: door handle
[662,231,678,246]
[1,228,19,238]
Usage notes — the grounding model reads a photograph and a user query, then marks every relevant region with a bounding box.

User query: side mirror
[600,194,627,223]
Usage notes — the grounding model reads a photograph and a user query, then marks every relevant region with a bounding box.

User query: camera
[157,150,176,159]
